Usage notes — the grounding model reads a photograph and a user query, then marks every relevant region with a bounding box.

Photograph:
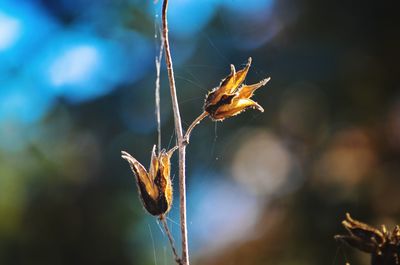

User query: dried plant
[121,146,181,264]
[121,0,270,264]
[203,57,270,121]
[184,57,270,144]
[121,145,177,216]
[335,213,400,265]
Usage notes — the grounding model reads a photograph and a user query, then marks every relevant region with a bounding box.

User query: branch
[183,111,208,145]
[159,216,182,265]
[161,0,190,264]
[155,37,164,151]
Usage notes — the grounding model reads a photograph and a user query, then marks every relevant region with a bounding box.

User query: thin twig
[183,111,209,145]
[155,36,164,151]
[155,9,181,263]
[159,216,182,265]
[161,0,189,264]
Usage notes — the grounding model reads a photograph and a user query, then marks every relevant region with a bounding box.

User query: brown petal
[335,235,377,253]
[393,225,400,238]
[211,97,264,121]
[219,57,252,94]
[157,149,175,212]
[205,58,252,108]
[121,151,158,200]
[343,213,385,245]
[239,77,270,98]
[149,145,158,181]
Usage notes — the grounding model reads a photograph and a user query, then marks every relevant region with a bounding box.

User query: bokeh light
[230,129,299,196]
[0,0,57,68]
[0,11,21,51]
[49,45,100,87]
[189,172,262,255]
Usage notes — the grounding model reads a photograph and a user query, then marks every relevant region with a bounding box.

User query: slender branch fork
[161,0,189,264]
[183,111,208,145]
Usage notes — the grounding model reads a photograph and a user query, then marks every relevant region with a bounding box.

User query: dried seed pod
[121,145,177,216]
[204,57,270,121]
[335,213,400,265]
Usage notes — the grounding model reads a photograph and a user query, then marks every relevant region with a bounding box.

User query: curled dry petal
[334,234,378,253]
[335,213,400,265]
[342,213,385,245]
[204,57,270,121]
[121,145,177,216]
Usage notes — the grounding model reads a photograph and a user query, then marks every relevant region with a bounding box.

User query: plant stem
[155,21,181,265]
[159,216,182,265]
[155,38,164,151]
[183,111,209,145]
[161,0,189,264]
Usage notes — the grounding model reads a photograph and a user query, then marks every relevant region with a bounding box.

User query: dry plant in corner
[336,213,400,265]
[121,1,271,264]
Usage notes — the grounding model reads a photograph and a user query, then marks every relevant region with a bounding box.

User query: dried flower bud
[204,57,270,121]
[121,145,177,216]
[335,213,400,265]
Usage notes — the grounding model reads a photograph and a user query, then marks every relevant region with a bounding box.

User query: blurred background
[0,0,399,264]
